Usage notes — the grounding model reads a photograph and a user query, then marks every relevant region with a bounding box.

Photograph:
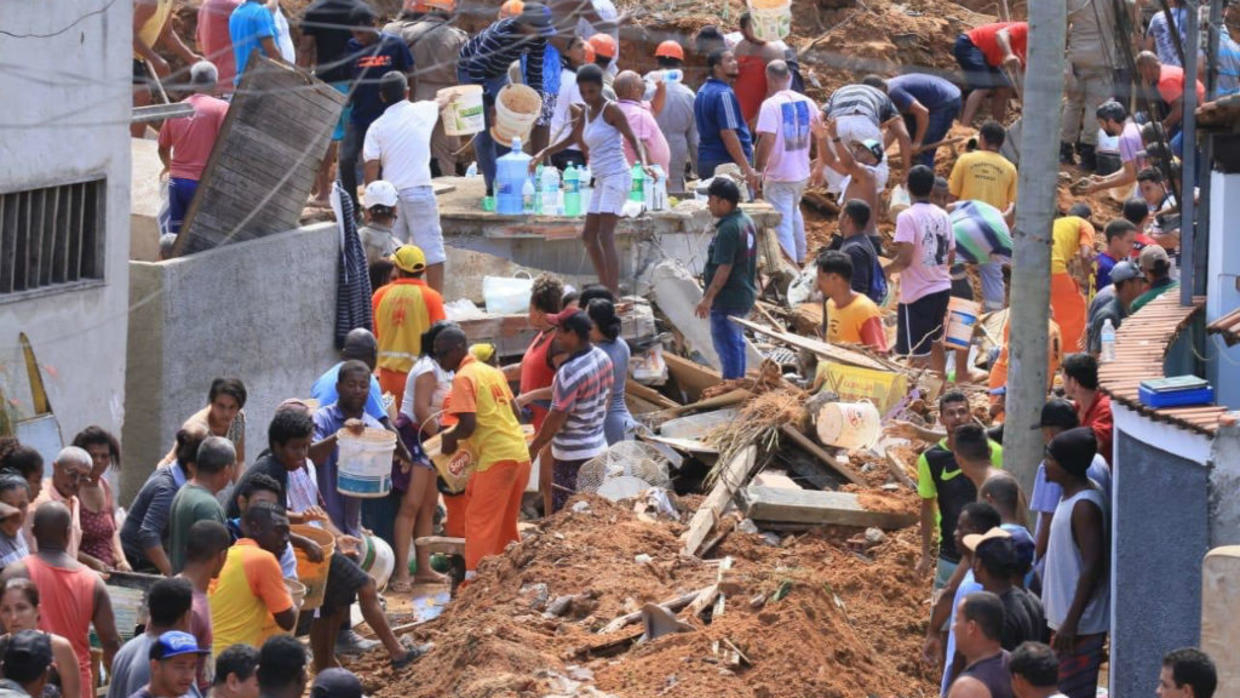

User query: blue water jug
[495,137,531,215]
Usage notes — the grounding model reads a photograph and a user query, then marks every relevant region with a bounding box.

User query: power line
[0,0,121,39]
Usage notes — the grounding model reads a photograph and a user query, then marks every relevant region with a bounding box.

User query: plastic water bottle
[494,137,531,215]
[563,165,581,216]
[629,163,645,203]
[540,165,562,215]
[1100,318,1116,363]
[465,161,479,178]
[522,178,536,214]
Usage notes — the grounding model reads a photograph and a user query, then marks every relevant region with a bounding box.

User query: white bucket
[491,83,542,145]
[888,184,911,221]
[944,297,981,350]
[336,427,395,498]
[439,85,485,136]
[359,534,395,591]
[747,0,791,41]
[815,400,881,451]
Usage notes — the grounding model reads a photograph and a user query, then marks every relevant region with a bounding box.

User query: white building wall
[0,2,132,450]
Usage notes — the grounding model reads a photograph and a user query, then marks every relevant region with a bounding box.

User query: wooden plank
[663,352,722,403]
[681,445,757,556]
[778,425,867,487]
[731,316,891,371]
[662,389,752,418]
[743,485,918,529]
[626,379,679,410]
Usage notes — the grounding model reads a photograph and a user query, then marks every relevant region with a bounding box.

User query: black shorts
[953,34,1010,92]
[133,59,153,86]
[950,263,973,301]
[896,289,951,357]
[321,551,371,614]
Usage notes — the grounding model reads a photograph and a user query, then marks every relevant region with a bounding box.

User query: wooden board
[626,379,679,410]
[663,352,722,403]
[743,485,918,530]
[778,425,867,487]
[175,56,346,256]
[731,317,892,371]
[681,445,757,556]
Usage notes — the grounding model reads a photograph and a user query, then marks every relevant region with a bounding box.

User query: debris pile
[350,494,934,697]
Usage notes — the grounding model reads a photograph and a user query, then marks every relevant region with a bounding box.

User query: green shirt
[1128,279,1178,314]
[167,482,225,573]
[703,209,758,312]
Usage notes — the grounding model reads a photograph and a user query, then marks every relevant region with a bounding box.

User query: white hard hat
[363,180,398,208]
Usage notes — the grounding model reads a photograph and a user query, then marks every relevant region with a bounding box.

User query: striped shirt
[824,84,897,127]
[458,18,546,96]
[550,345,614,461]
[949,199,1013,264]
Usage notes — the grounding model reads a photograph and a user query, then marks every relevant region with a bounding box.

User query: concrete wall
[1209,423,1240,548]
[0,1,132,453]
[121,223,340,501]
[1110,403,1214,698]
[1207,171,1240,409]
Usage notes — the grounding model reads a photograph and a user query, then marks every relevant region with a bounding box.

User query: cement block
[649,260,764,372]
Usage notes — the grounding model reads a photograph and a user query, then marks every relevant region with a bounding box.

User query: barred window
[0,178,105,297]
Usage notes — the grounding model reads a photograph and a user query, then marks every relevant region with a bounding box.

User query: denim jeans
[339,118,371,214]
[763,178,807,262]
[459,66,512,196]
[167,177,199,233]
[710,308,748,379]
[905,96,961,169]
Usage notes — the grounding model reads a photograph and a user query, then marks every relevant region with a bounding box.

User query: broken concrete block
[649,260,764,372]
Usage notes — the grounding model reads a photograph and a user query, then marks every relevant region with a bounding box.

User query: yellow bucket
[291,524,335,610]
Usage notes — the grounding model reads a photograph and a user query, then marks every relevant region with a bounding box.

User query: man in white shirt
[363,70,451,293]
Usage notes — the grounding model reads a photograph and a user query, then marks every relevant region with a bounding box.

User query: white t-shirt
[287,461,323,518]
[550,68,583,145]
[362,99,439,190]
[399,355,454,422]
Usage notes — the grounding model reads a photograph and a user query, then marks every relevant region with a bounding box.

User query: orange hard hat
[499,0,524,19]
[655,40,684,60]
[424,0,456,12]
[588,33,617,59]
[403,0,430,12]
[582,40,597,64]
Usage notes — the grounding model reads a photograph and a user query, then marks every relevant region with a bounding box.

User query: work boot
[336,627,380,655]
[1077,143,1097,172]
[1060,142,1076,165]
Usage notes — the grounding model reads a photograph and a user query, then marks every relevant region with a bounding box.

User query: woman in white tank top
[532,63,652,293]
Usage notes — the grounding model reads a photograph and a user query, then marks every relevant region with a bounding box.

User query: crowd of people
[111,0,1239,695]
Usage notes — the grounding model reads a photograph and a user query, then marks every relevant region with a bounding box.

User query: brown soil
[345,494,937,697]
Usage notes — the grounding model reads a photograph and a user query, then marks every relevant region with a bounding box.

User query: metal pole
[1002,1,1066,498]
[1181,1,1199,307]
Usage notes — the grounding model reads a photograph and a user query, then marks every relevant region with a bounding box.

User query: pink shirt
[755,90,820,182]
[157,93,230,180]
[616,100,671,176]
[893,202,954,303]
[197,0,241,90]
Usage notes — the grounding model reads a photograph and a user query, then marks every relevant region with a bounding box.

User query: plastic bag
[483,272,534,315]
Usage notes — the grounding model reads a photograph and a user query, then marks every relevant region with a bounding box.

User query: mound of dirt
[347,493,935,697]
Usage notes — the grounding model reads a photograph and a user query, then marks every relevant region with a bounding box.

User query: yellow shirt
[208,539,293,655]
[447,356,529,471]
[825,294,887,350]
[947,150,1018,212]
[133,0,173,61]
[1050,216,1095,274]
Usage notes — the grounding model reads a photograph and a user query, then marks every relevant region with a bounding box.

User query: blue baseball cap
[149,631,208,661]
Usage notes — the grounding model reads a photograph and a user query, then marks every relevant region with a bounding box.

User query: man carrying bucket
[432,325,531,582]
[1050,205,1096,353]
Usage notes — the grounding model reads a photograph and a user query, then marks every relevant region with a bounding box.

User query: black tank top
[960,650,1012,698]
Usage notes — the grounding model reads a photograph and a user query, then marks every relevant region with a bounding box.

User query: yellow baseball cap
[469,342,496,363]
[391,244,426,274]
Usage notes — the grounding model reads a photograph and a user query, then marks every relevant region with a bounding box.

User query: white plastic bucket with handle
[815,400,881,451]
[335,427,395,498]
[747,0,791,41]
[439,85,485,136]
[359,534,395,591]
[943,297,981,350]
[491,84,542,145]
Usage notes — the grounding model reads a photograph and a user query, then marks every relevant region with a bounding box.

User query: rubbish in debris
[682,446,758,557]
[634,554,653,564]
[577,441,672,500]
[737,519,760,535]
[597,585,713,634]
[770,580,792,603]
[743,486,919,530]
[639,602,695,641]
[571,501,592,514]
[521,582,550,611]
[443,298,486,321]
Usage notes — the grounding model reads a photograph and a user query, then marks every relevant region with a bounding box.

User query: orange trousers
[442,490,468,539]
[1050,272,1086,354]
[378,368,408,412]
[464,459,531,571]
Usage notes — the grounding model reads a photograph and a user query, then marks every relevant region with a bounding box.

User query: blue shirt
[887,73,962,113]
[346,33,414,126]
[229,0,277,86]
[313,404,383,536]
[311,361,387,422]
[694,77,752,166]
[1095,252,1118,292]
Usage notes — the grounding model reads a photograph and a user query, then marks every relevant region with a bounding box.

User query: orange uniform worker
[988,316,1063,417]
[1050,206,1096,352]
[434,325,531,577]
[373,245,446,409]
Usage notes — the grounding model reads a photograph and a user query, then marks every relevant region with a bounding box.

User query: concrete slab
[650,259,765,371]
[131,138,165,262]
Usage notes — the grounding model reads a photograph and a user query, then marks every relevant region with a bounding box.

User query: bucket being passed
[747,0,791,41]
[336,427,396,498]
[815,400,881,451]
[943,297,981,350]
[291,524,335,610]
[439,85,484,136]
[491,83,542,144]
[359,534,395,592]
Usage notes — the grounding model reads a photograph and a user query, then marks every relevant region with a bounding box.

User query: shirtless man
[732,12,788,128]
[814,116,884,235]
